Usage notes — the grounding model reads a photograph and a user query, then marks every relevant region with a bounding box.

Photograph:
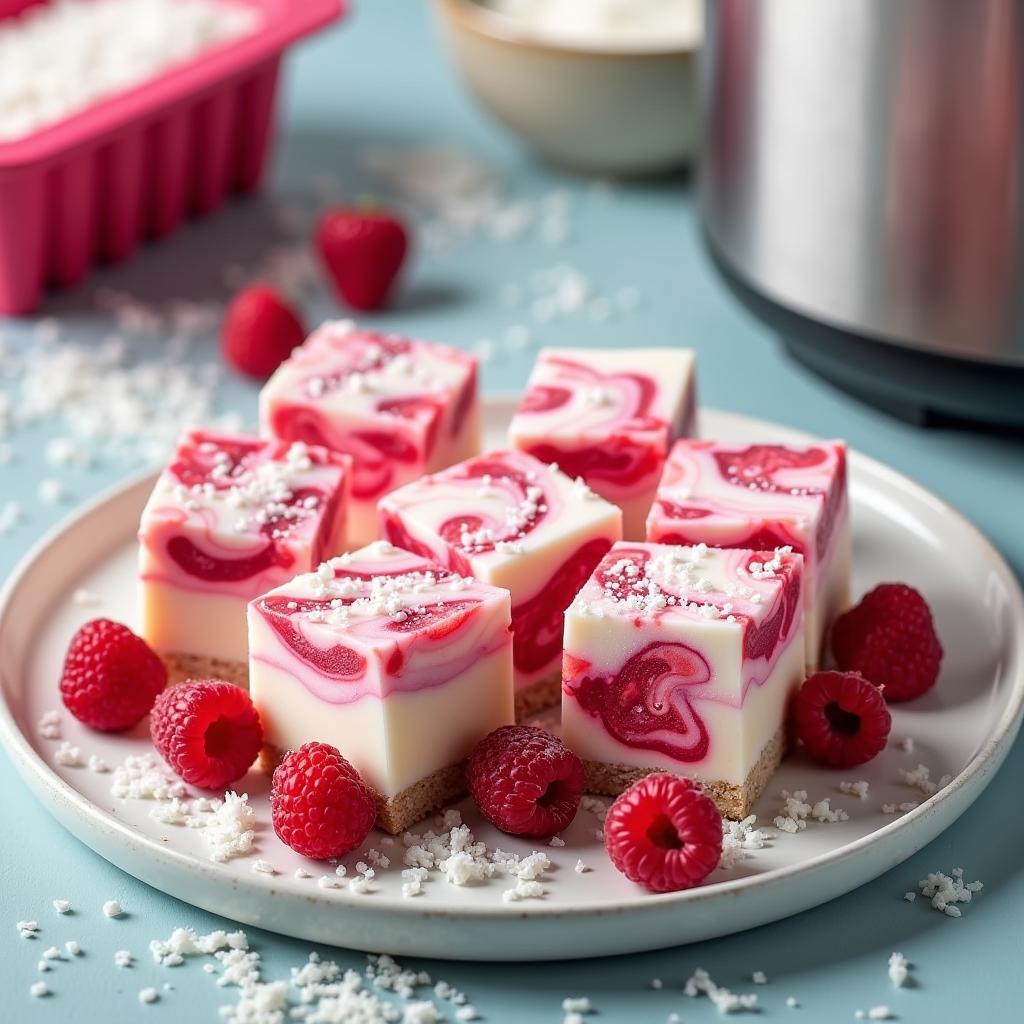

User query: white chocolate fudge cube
[561,542,805,817]
[378,449,622,716]
[507,347,697,540]
[138,430,350,679]
[247,541,513,831]
[259,320,481,548]
[646,439,849,667]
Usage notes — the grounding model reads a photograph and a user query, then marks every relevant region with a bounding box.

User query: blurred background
[2,4,1024,1022]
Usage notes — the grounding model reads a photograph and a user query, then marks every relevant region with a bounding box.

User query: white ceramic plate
[1,402,1022,961]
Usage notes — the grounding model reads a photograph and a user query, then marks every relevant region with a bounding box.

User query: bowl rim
[434,0,698,59]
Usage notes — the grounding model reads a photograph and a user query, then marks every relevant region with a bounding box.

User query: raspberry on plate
[60,618,166,732]
[604,773,722,893]
[831,583,943,701]
[271,741,376,859]
[793,671,891,768]
[150,680,263,789]
[467,725,584,838]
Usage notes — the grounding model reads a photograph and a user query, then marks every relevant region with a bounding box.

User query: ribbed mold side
[0,56,283,314]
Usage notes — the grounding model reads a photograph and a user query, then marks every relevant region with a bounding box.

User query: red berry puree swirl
[510,536,613,675]
[258,581,479,681]
[567,641,711,762]
[712,444,845,561]
[166,441,336,583]
[268,405,422,500]
[520,357,667,488]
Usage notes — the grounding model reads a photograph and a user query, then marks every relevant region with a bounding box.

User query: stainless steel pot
[700,0,1024,425]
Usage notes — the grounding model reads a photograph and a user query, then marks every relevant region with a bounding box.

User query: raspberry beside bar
[259,320,480,548]
[248,541,514,834]
[646,439,849,667]
[507,347,697,540]
[379,449,622,719]
[561,542,805,819]
[138,431,350,687]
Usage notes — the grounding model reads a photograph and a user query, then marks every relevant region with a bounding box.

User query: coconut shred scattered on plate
[0,0,258,143]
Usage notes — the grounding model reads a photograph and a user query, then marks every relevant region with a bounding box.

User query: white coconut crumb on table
[903,892,917,902]
[42,945,62,960]
[786,996,800,1008]
[102,899,123,918]
[52,899,71,914]
[30,981,49,998]
[684,968,758,1013]
[17,919,40,938]
[251,859,277,876]
[317,875,342,890]
[65,940,82,957]
[37,959,50,973]
[888,952,910,987]
[752,970,768,984]
[138,987,159,1004]
[917,867,983,916]
[651,978,663,989]
[114,950,134,968]
[867,1007,894,1020]
[0,500,23,535]
[293,868,312,880]
[38,478,70,504]
[563,996,593,1014]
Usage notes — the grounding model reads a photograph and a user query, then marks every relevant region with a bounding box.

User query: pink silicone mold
[0,0,344,315]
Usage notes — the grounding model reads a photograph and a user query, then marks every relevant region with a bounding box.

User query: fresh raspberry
[60,618,166,732]
[793,671,891,768]
[604,774,722,893]
[221,283,305,379]
[466,725,584,838]
[150,680,263,789]
[315,206,408,311]
[271,742,376,859]
[831,583,943,701]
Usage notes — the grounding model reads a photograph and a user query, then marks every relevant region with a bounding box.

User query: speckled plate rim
[1,403,1022,960]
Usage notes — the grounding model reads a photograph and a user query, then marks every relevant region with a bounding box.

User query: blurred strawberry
[315,205,408,311]
[221,283,305,379]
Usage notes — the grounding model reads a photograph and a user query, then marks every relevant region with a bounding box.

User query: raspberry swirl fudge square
[259,320,480,548]
[378,449,623,719]
[561,542,805,819]
[646,439,850,668]
[248,541,514,833]
[507,347,697,540]
[138,430,350,687]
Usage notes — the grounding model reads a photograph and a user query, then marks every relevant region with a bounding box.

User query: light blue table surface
[2,4,1023,1021]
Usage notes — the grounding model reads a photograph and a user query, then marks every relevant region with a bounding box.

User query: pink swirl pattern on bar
[379,448,622,698]
[248,542,511,703]
[646,439,850,667]
[508,347,696,539]
[259,320,480,545]
[139,429,350,600]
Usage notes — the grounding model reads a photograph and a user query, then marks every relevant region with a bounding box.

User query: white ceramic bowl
[433,0,698,174]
